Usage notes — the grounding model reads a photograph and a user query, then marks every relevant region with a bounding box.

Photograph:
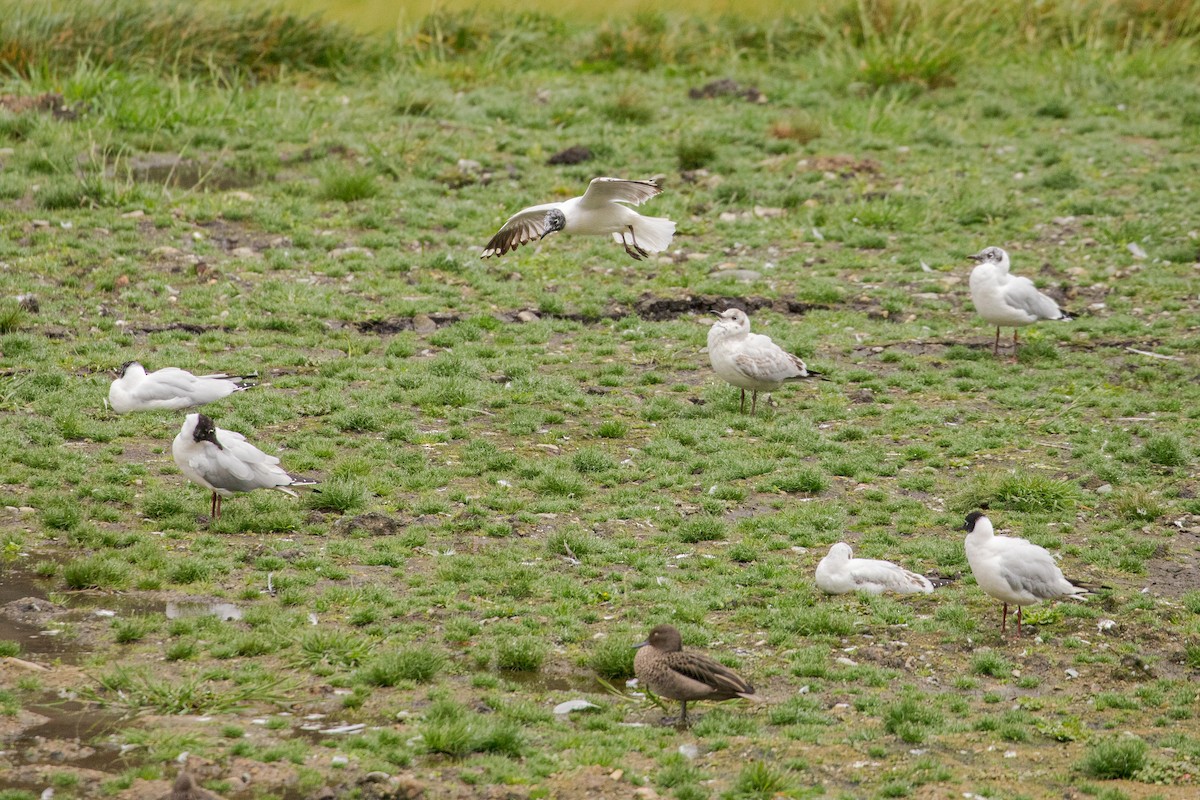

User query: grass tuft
[360,646,445,685]
[1079,736,1148,779]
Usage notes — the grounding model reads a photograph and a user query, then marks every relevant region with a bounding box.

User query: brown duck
[162,771,226,800]
[633,624,761,725]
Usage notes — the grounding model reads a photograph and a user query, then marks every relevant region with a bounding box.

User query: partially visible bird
[967,246,1072,357]
[815,542,935,596]
[162,771,225,800]
[171,413,315,520]
[963,511,1092,636]
[481,177,675,261]
[108,361,255,414]
[633,624,761,726]
[707,308,819,415]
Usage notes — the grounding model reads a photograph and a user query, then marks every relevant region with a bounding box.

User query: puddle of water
[165,601,243,621]
[500,671,601,694]
[0,692,131,792]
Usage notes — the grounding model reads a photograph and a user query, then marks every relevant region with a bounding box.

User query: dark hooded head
[967,247,1003,264]
[540,208,566,239]
[192,414,223,450]
[118,361,138,377]
[963,510,985,532]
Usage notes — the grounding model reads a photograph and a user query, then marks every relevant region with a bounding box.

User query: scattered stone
[516,310,540,323]
[226,191,255,202]
[677,743,700,759]
[330,247,374,260]
[31,220,50,228]
[1095,484,1113,494]
[334,512,405,537]
[850,388,875,404]
[547,145,593,165]
[0,92,78,119]
[753,205,785,218]
[411,314,438,333]
[230,247,259,259]
[688,79,766,104]
[553,699,599,715]
[121,209,145,219]
[708,269,762,282]
[1127,242,1148,259]
[151,246,184,258]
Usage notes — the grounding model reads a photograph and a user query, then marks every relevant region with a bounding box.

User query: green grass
[1080,737,1149,779]
[0,0,1197,796]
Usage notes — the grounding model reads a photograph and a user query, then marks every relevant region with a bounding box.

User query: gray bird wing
[577,177,662,209]
[1001,276,1063,320]
[993,540,1076,600]
[481,202,559,258]
[131,369,206,403]
[732,335,807,382]
[851,558,933,594]
[200,429,296,494]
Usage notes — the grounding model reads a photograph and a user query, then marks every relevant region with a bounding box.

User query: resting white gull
[815,542,934,596]
[172,413,314,520]
[967,246,1072,356]
[108,361,254,413]
[481,177,675,261]
[963,511,1091,636]
[707,308,819,415]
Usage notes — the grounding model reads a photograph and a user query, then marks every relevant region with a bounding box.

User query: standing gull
[963,511,1091,636]
[633,624,761,726]
[815,542,934,596]
[967,246,1072,356]
[108,361,255,413]
[481,177,675,261]
[172,413,314,520]
[707,308,819,415]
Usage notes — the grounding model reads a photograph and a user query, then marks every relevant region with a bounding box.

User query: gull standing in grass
[108,361,255,413]
[480,177,675,260]
[815,542,935,596]
[172,413,314,520]
[633,624,761,726]
[967,246,1072,357]
[707,308,819,415]
[963,511,1091,636]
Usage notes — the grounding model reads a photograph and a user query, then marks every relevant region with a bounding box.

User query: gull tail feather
[619,215,676,254]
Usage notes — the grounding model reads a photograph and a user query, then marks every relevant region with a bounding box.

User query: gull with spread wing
[707,308,819,415]
[967,246,1072,356]
[172,413,315,520]
[108,361,255,413]
[481,177,675,261]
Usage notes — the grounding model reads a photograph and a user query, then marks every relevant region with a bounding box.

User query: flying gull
[481,177,675,260]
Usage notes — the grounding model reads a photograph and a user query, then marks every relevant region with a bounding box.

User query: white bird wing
[850,558,933,594]
[201,429,297,494]
[1001,276,1063,320]
[578,177,662,209]
[733,334,807,382]
[481,202,560,258]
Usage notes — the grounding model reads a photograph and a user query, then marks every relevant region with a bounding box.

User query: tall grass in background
[0,0,1198,81]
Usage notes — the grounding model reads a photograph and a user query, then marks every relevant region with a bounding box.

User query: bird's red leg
[739,389,746,413]
[1016,606,1023,636]
[1013,329,1019,357]
[210,492,217,519]
[993,328,1000,356]
[1001,603,1008,633]
[751,391,759,416]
